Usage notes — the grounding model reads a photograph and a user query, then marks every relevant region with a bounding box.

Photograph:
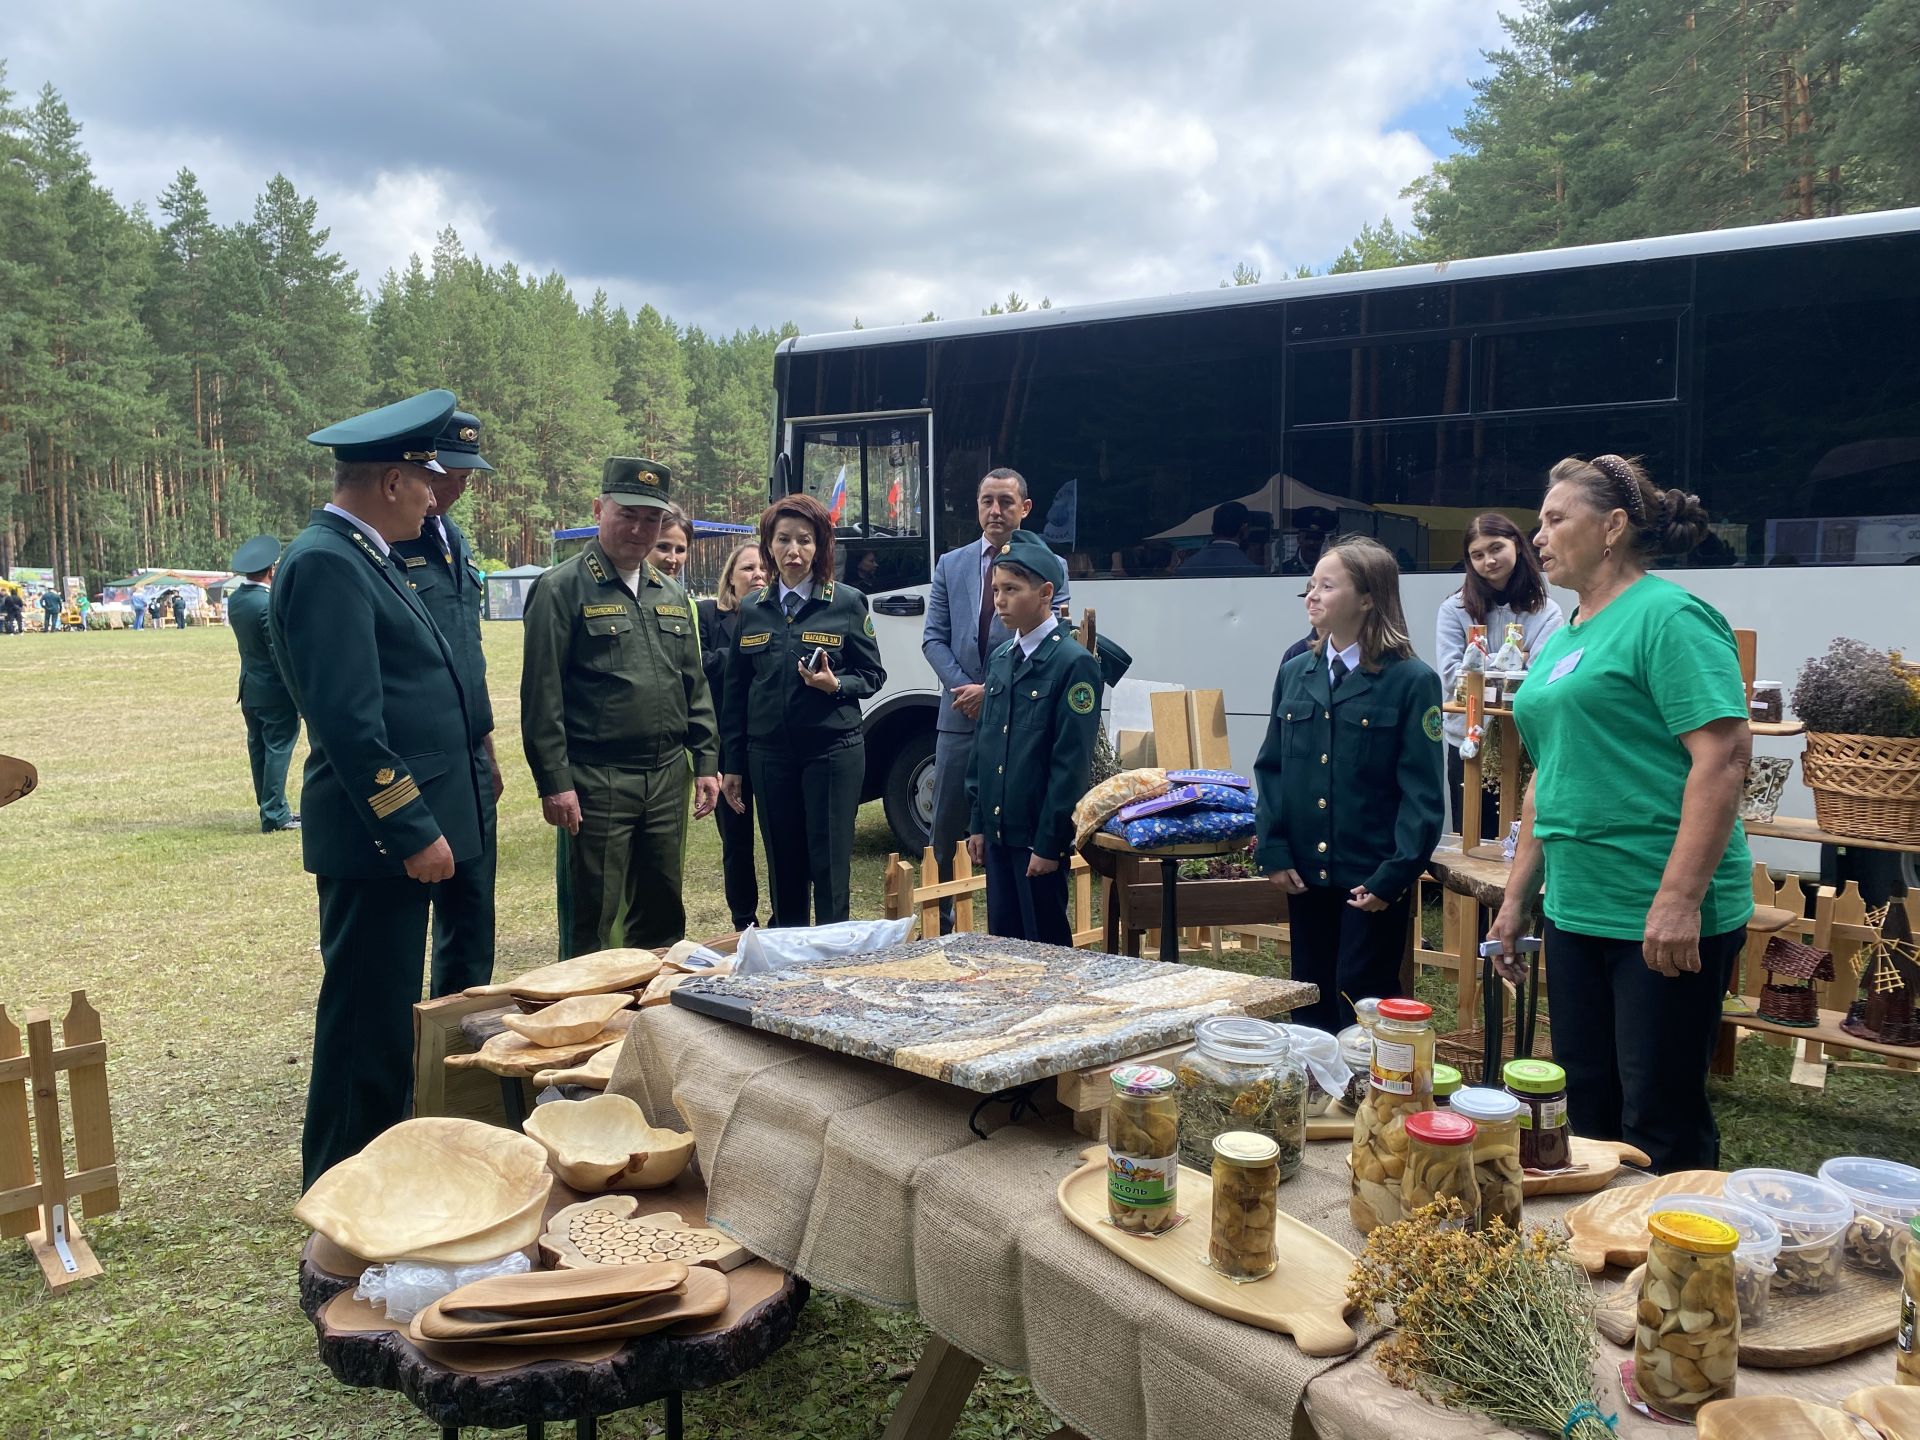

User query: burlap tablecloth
[611,1006,1895,1440]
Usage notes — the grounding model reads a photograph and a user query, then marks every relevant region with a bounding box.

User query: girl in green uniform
[720,495,886,926]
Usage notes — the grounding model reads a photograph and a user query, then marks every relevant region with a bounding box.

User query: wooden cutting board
[534,1038,625,1090]
[1306,1108,1355,1141]
[466,950,662,1002]
[1596,1256,1900,1368]
[412,1267,729,1345]
[1697,1396,1881,1439]
[1565,1168,1727,1272]
[1523,1138,1652,1197]
[1055,1145,1360,1356]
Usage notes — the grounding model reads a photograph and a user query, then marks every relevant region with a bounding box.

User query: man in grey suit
[922,467,1070,931]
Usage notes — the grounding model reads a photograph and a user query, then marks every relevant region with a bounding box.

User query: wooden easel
[0,991,118,1292]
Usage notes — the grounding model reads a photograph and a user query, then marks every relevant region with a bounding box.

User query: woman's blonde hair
[1316,536,1415,669]
[714,541,762,613]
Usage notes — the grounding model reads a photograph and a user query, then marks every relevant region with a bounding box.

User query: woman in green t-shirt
[1489,454,1753,1174]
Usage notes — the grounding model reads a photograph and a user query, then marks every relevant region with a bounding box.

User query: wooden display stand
[0,991,118,1293]
[882,843,1100,947]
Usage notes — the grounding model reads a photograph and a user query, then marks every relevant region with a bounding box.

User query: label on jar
[1901,1286,1915,1355]
[1108,1149,1178,1211]
[1371,1038,1415,1096]
[1515,1096,1567,1130]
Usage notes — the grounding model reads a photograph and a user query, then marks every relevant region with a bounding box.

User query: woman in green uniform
[1254,536,1445,1033]
[720,495,885,927]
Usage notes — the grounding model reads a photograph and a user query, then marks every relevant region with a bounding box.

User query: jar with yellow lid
[1634,1211,1741,1420]
[1107,1064,1179,1235]
[1449,1087,1524,1232]
[1349,998,1435,1234]
[1900,1214,1920,1385]
[1209,1131,1280,1281]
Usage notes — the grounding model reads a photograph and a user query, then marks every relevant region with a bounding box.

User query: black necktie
[1330,654,1350,691]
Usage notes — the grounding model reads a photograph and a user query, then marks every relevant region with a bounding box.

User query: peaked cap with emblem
[229,534,283,574]
[990,527,1067,593]
[434,409,494,473]
[602,457,674,511]
[307,389,454,472]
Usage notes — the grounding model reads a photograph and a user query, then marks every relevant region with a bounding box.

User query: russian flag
[828,464,848,524]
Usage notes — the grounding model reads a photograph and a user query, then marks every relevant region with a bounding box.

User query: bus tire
[881,727,937,856]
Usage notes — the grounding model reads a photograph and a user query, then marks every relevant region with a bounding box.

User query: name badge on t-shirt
[1546,648,1585,683]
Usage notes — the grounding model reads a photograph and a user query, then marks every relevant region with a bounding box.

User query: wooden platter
[1523,1138,1652,1197]
[1565,1169,1727,1272]
[534,1038,624,1090]
[1596,1255,1901,1368]
[1845,1386,1920,1440]
[1055,1145,1360,1357]
[445,1013,633,1079]
[539,1195,752,1274]
[500,993,632,1047]
[320,1288,625,1372]
[466,950,662,1003]
[1698,1396,1876,1439]
[410,1266,729,1346]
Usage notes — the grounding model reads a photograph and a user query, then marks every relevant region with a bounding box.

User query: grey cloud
[4,0,1506,333]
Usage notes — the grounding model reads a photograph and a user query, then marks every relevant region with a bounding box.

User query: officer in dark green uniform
[965,530,1102,945]
[1253,535,1445,1033]
[271,388,486,1190]
[390,411,498,995]
[521,459,719,958]
[720,494,885,927]
[227,533,302,833]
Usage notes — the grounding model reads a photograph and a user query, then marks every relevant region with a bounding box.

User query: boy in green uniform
[226,533,301,833]
[966,530,1101,946]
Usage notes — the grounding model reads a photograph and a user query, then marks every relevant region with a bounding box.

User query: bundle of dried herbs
[1793,638,1920,738]
[1348,1200,1615,1438]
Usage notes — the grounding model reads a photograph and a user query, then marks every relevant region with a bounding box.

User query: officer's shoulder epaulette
[820,580,835,603]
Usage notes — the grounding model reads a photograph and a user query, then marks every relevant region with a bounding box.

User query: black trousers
[429,748,496,996]
[304,874,432,1190]
[1446,745,1499,842]
[1543,920,1745,1175]
[1285,884,1413,1033]
[984,841,1072,946]
[715,767,760,931]
[751,734,863,928]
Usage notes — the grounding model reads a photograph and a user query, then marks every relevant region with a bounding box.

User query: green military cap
[229,534,283,573]
[307,389,455,471]
[435,410,494,473]
[1092,632,1133,689]
[602,457,674,510]
[991,528,1068,593]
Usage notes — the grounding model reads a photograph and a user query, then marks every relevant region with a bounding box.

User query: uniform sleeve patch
[1422,705,1443,742]
[1068,681,1097,715]
[864,612,875,638]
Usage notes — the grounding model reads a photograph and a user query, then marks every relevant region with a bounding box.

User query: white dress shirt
[1328,638,1362,683]
[323,502,389,556]
[1015,614,1058,660]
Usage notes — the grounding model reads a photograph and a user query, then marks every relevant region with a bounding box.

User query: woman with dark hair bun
[1436,513,1563,837]
[1489,454,1750,1174]
[720,494,886,926]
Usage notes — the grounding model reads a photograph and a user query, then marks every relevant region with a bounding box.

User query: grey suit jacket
[923,537,1072,734]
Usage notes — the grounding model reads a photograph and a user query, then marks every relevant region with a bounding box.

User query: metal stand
[1478,936,1542,1079]
[497,1076,528,1130]
[1158,857,1181,963]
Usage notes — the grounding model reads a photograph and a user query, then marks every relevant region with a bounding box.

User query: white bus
[768,209,1920,875]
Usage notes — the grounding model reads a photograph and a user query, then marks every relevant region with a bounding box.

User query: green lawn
[0,625,1912,1438]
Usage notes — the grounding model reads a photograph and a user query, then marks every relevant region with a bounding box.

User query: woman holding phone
[720,495,885,926]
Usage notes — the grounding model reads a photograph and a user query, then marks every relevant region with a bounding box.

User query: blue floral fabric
[1104,809,1257,848]
[1187,784,1255,813]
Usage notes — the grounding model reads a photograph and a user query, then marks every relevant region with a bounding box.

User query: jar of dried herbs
[1107,1064,1179,1235]
[1175,1016,1305,1181]
[1634,1211,1740,1420]
[1503,1058,1571,1171]
[1209,1130,1280,1281]
[1450,1086,1524,1232]
[1349,998,1435,1234]
[1402,1110,1480,1228]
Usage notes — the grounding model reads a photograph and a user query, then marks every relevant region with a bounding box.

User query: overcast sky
[2,1,1508,336]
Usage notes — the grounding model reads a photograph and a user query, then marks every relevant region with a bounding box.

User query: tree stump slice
[298,1171,807,1429]
[1427,843,1516,912]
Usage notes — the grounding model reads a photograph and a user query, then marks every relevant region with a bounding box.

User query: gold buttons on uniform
[1320,753,1329,764]
[997,765,1004,774]
[1030,689,1039,698]
[1319,869,1328,880]
[994,806,1001,815]
[1361,718,1370,727]
[1316,841,1328,853]
[1317,797,1327,809]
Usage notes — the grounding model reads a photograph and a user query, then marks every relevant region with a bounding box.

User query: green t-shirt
[1511,574,1753,941]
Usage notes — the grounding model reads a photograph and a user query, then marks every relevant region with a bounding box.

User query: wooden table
[1091,832,1255,962]
[298,1171,807,1438]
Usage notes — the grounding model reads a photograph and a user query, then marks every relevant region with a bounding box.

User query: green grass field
[0,625,1911,1438]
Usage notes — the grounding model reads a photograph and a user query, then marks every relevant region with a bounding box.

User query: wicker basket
[1436,1014,1554,1087]
[1801,731,1920,845]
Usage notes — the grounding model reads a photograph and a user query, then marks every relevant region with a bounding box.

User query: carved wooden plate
[294,1118,552,1263]
[501,993,633,1048]
[539,1195,751,1273]
[1844,1386,1920,1440]
[1564,1169,1727,1272]
[523,1094,695,1192]
[1697,1396,1876,1439]
[534,1038,625,1090]
[1596,1256,1898,1367]
[466,949,663,1002]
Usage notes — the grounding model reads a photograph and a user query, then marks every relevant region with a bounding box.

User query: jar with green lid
[1634,1211,1740,1420]
[1450,1086,1524,1232]
[1402,1110,1480,1227]
[1503,1058,1571,1170]
[1210,1131,1280,1281]
[1107,1064,1178,1235]
[1899,1214,1920,1385]
[1350,998,1435,1234]
[1175,1016,1306,1180]
[1432,1064,1462,1107]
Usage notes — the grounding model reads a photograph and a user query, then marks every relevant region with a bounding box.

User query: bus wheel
[882,728,937,855]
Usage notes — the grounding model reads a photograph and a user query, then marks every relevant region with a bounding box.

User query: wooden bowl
[523,1093,696,1192]
[1844,1386,1920,1440]
[294,1118,553,1263]
[465,948,663,1003]
[1698,1396,1869,1439]
[500,992,633,1047]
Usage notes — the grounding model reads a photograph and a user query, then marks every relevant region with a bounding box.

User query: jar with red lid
[1349,998,1435,1234]
[1402,1109,1480,1227]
